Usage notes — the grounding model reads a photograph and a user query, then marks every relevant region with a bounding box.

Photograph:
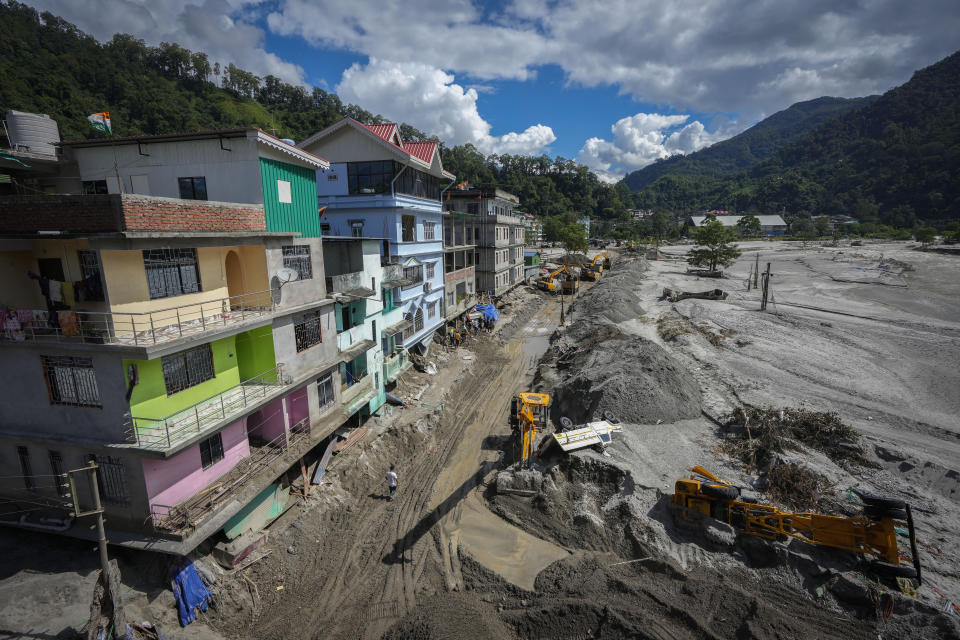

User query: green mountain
[622,96,877,191]
[0,0,400,142]
[633,50,960,226]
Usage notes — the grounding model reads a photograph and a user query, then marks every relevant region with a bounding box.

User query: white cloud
[27,0,306,85]
[336,59,556,156]
[577,113,725,182]
[265,0,959,119]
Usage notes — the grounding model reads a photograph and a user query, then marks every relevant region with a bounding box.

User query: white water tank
[5,110,61,155]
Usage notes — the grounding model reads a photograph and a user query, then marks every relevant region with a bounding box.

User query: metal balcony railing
[149,416,310,534]
[0,289,275,347]
[127,365,289,450]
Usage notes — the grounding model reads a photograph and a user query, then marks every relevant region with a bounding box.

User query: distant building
[629,209,654,219]
[689,214,788,236]
[578,216,591,236]
[446,185,525,297]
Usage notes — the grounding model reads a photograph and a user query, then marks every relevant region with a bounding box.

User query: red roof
[360,122,398,143]
[402,140,438,164]
[353,119,441,167]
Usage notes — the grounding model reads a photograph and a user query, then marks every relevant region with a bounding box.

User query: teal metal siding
[259,158,321,237]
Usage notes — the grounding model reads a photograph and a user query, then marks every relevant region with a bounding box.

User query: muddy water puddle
[431,302,563,590]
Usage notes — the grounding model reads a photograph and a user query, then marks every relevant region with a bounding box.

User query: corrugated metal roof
[402,140,438,164]
[360,122,398,143]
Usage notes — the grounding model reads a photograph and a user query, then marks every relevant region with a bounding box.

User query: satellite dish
[275,267,299,285]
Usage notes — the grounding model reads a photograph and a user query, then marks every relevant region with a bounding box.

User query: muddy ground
[1,241,957,639]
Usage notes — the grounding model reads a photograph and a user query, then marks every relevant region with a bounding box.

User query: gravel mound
[559,252,590,265]
[380,592,516,640]
[550,325,702,425]
[567,256,648,329]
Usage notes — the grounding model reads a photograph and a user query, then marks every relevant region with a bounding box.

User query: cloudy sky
[25,0,960,181]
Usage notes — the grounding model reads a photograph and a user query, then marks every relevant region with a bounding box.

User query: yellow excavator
[672,466,922,581]
[582,254,605,281]
[536,266,570,292]
[510,392,551,466]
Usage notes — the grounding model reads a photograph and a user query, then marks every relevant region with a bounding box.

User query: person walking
[385,464,398,501]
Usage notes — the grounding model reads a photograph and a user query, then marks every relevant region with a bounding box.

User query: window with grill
[199,433,224,469]
[402,215,416,242]
[77,250,105,301]
[143,248,201,299]
[89,454,130,505]
[282,245,313,280]
[402,263,422,287]
[423,221,436,240]
[317,374,335,409]
[48,451,68,497]
[17,446,34,491]
[350,221,364,237]
[161,344,214,395]
[177,176,207,200]
[427,301,437,319]
[425,262,435,279]
[294,311,322,352]
[414,308,424,332]
[41,356,102,407]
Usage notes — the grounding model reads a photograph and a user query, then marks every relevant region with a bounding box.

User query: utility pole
[559,289,565,326]
[753,254,760,289]
[760,262,772,311]
[67,461,110,589]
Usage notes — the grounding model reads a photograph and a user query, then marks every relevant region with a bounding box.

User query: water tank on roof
[4,110,61,155]
[281,138,296,146]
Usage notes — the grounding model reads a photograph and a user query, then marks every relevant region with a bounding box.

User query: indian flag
[87,112,112,135]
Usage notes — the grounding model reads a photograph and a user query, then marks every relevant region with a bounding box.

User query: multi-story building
[441,207,477,322]
[0,126,367,554]
[519,212,544,246]
[299,119,453,350]
[446,185,525,297]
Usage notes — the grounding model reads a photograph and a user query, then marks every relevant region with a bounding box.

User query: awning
[382,277,418,288]
[384,318,413,336]
[334,287,375,301]
[339,339,376,363]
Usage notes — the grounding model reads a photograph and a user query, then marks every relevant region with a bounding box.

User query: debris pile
[764,461,832,511]
[657,313,734,347]
[719,406,869,468]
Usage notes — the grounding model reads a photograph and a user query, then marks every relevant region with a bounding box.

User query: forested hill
[634,50,960,225]
[0,1,401,142]
[0,0,631,224]
[622,96,877,191]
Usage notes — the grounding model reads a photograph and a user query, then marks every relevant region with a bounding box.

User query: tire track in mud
[249,330,522,640]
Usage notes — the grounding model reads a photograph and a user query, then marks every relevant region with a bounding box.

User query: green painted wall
[222,480,290,540]
[235,325,276,380]
[125,336,240,419]
[259,157,321,237]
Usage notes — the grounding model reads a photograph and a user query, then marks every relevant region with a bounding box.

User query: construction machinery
[672,466,922,581]
[536,265,571,292]
[509,392,551,466]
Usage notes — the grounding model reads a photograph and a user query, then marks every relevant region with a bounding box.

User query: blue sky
[26,0,960,181]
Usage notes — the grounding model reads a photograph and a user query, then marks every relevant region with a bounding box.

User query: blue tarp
[172,559,211,626]
[475,304,499,322]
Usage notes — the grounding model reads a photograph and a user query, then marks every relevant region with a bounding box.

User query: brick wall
[0,194,266,234]
[0,195,122,233]
[120,195,265,232]
[444,266,475,283]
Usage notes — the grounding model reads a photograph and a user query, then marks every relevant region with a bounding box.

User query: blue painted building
[299,119,455,350]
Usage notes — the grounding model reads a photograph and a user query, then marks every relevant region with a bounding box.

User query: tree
[736,214,761,238]
[687,220,742,272]
[559,222,588,252]
[814,216,830,237]
[914,227,937,246]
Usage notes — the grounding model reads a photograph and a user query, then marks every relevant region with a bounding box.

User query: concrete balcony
[383,350,412,383]
[382,263,417,288]
[127,365,289,452]
[340,375,375,418]
[1,289,275,348]
[326,271,375,299]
